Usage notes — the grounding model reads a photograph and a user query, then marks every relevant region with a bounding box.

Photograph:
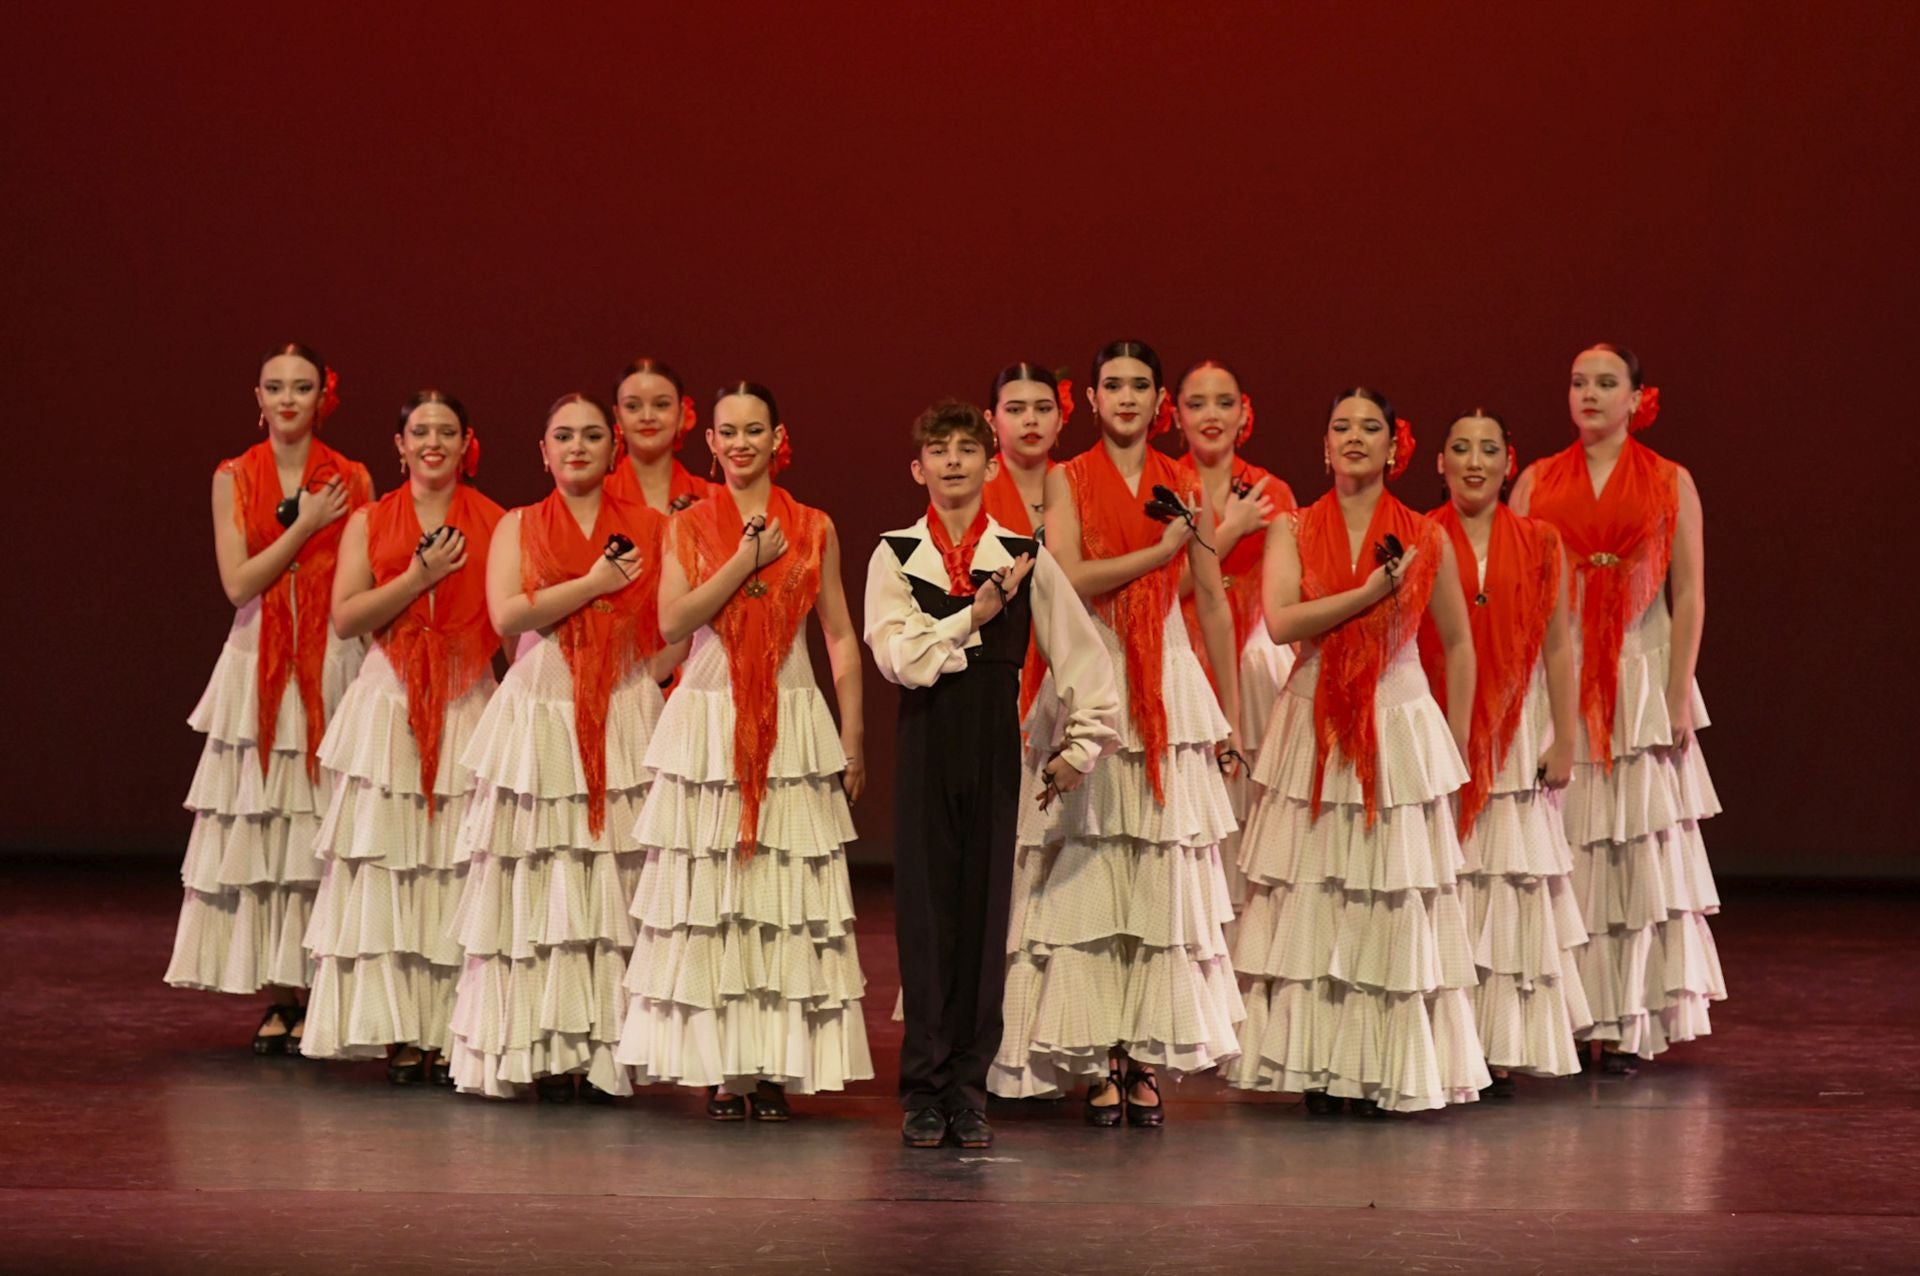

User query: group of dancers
[164,337,1724,1148]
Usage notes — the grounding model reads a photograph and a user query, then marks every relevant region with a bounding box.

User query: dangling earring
[258,412,267,433]
[398,456,408,477]
[1322,452,1331,473]
[709,452,719,479]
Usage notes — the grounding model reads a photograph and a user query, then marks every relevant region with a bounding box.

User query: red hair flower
[1505,443,1518,481]
[1151,391,1175,437]
[318,368,341,426]
[1056,377,1075,428]
[674,395,698,450]
[1629,384,1661,433]
[1388,417,1416,480]
[773,426,794,474]
[1238,393,1255,447]
[462,430,481,478]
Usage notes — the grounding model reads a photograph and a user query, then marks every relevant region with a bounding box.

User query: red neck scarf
[220,439,373,778]
[519,486,667,835]
[1525,439,1677,767]
[1175,455,1295,659]
[983,461,1048,537]
[1063,443,1185,803]
[1418,503,1561,835]
[366,484,506,817]
[982,463,1052,722]
[606,456,719,514]
[674,486,825,856]
[1295,489,1443,827]
[926,502,990,596]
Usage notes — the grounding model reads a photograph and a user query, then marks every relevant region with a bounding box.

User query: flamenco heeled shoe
[749,1083,791,1122]
[578,1078,618,1105]
[252,1003,299,1056]
[1123,1069,1165,1128]
[428,1057,453,1088]
[705,1087,746,1121]
[534,1074,576,1104]
[1084,1070,1124,1127]
[1482,1071,1517,1100]
[1600,1049,1640,1077]
[1302,1090,1341,1116]
[386,1048,427,1085]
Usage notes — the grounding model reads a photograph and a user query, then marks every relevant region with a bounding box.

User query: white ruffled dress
[1229,644,1492,1111]
[1222,625,1296,913]
[444,632,663,1096]
[166,596,363,994]
[300,645,495,1059]
[991,607,1243,1098]
[1456,661,1593,1077]
[616,629,872,1094]
[1565,593,1724,1058]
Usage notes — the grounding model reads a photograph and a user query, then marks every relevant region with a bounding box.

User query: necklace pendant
[744,577,769,599]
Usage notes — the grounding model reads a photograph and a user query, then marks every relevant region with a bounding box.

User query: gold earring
[398,456,408,476]
[258,412,267,433]
[1323,452,1331,472]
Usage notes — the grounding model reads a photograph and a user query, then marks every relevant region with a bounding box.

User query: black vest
[881,532,1036,668]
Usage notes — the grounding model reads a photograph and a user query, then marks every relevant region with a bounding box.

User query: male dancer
[864,399,1119,1149]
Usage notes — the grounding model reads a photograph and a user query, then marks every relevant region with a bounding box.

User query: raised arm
[1043,466,1190,601]
[331,512,472,639]
[1427,536,1476,760]
[814,519,867,802]
[1261,515,1401,645]
[1664,467,1706,750]
[485,510,636,638]
[211,468,349,608]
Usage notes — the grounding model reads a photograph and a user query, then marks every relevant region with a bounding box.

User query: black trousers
[892,662,1021,1113]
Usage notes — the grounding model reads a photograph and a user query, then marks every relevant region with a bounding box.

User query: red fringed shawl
[1524,440,1678,768]
[983,462,1053,723]
[220,440,373,779]
[1175,457,1295,690]
[518,487,666,836]
[365,485,506,817]
[605,456,717,513]
[1295,490,1443,827]
[1417,503,1561,836]
[1063,444,1186,804]
[674,486,825,856]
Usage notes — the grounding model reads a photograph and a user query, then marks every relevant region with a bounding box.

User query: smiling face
[707,392,783,486]
[1326,394,1391,481]
[1569,348,1640,439]
[912,429,995,509]
[1177,365,1246,464]
[1089,356,1162,443]
[615,370,686,464]
[397,401,468,487]
[1439,415,1508,512]
[255,354,322,439]
[987,379,1064,468]
[541,400,616,493]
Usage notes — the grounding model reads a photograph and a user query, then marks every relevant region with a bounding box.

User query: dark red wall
[5,4,1914,875]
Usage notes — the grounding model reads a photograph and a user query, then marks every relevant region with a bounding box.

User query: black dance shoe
[252,1003,299,1056]
[705,1086,746,1120]
[1124,1069,1165,1128]
[902,1108,947,1148]
[387,1047,426,1085]
[1600,1049,1641,1077]
[1303,1089,1341,1116]
[749,1082,791,1122]
[429,1057,453,1088]
[1348,1097,1387,1118]
[579,1077,618,1105]
[535,1074,576,1104]
[1084,1070,1124,1127]
[948,1109,993,1149]
[1481,1071,1517,1100]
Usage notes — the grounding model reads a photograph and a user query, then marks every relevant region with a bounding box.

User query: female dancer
[1419,411,1591,1093]
[446,393,674,1102]
[1512,345,1722,1073]
[608,356,719,513]
[301,391,505,1082]
[1172,360,1296,909]
[618,382,872,1120]
[982,361,1072,725]
[992,339,1244,1127]
[1230,388,1490,1115]
[166,344,372,1054]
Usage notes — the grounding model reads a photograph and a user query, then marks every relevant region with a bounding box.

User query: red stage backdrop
[3,4,1914,876]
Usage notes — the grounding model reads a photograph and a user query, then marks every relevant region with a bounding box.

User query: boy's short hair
[911,398,995,454]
